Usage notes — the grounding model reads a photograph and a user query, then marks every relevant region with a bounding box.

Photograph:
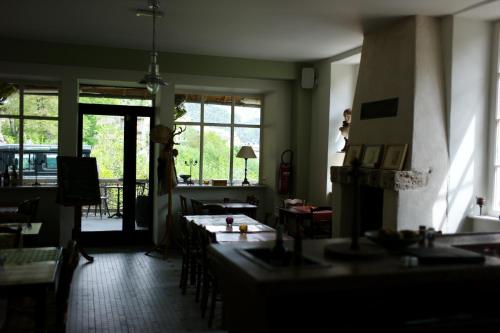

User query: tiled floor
[67,248,224,333]
[81,216,148,232]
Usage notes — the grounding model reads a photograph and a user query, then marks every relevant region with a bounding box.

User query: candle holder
[476,196,485,216]
[184,159,198,185]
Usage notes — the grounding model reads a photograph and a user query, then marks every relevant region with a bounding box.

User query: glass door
[78,103,153,245]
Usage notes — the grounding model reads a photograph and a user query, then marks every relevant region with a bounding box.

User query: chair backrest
[17,197,40,222]
[310,206,333,222]
[180,195,189,215]
[57,240,80,332]
[246,195,259,206]
[0,226,22,249]
[284,198,304,208]
[191,199,204,215]
[203,204,225,215]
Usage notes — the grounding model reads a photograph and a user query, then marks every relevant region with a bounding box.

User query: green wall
[0,38,299,81]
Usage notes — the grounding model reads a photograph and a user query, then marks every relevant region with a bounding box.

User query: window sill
[467,215,500,233]
[174,184,266,190]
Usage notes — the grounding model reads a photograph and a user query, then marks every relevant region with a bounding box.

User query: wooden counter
[209,234,500,332]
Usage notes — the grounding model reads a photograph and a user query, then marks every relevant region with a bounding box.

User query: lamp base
[242,179,250,186]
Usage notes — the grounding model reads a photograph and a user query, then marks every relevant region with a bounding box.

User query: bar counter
[209,233,500,332]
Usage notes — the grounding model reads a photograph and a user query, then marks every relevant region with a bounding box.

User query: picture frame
[361,144,384,168]
[343,144,363,166]
[381,144,408,170]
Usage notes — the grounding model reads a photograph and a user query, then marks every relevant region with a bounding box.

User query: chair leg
[190,258,197,286]
[85,205,90,217]
[200,274,210,318]
[208,278,218,328]
[195,264,202,302]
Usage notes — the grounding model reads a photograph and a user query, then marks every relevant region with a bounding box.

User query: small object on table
[179,174,190,184]
[426,228,436,247]
[226,216,233,225]
[476,196,485,215]
[239,224,248,233]
[418,225,426,246]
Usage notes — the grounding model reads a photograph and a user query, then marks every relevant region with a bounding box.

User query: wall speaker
[301,67,315,89]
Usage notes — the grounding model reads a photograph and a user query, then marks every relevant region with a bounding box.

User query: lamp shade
[236,146,256,159]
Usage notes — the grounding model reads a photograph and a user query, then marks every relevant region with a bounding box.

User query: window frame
[174,92,263,185]
[0,80,60,183]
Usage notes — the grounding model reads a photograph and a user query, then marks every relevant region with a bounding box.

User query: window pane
[0,118,20,178]
[176,102,201,122]
[203,126,230,181]
[235,106,261,125]
[496,121,500,165]
[495,167,500,211]
[23,120,58,184]
[176,125,201,183]
[204,96,231,124]
[24,86,59,117]
[79,96,152,107]
[233,127,260,184]
[24,119,58,145]
[0,83,20,115]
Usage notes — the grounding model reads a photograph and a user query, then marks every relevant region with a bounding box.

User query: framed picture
[343,145,363,166]
[381,144,408,170]
[361,144,383,168]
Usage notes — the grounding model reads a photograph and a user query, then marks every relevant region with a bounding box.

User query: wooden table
[106,184,123,218]
[0,222,42,235]
[185,214,291,243]
[0,247,62,333]
[279,205,317,235]
[196,200,258,218]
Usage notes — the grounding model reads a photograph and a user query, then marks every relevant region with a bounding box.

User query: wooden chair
[180,195,189,215]
[179,216,196,295]
[17,197,40,222]
[54,240,80,333]
[86,185,110,218]
[203,204,226,215]
[191,199,204,215]
[246,195,259,206]
[308,206,333,238]
[283,198,304,208]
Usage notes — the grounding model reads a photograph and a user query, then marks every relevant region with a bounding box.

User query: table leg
[34,288,47,333]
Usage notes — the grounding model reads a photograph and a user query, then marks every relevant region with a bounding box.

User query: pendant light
[140,0,167,95]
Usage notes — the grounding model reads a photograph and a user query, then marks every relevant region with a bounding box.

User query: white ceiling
[0,0,495,62]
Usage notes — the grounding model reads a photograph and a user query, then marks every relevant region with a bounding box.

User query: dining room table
[195,199,258,218]
[185,214,292,243]
[0,246,63,333]
[279,204,333,237]
[106,183,123,218]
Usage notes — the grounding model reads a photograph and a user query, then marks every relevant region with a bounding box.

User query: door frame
[77,103,155,246]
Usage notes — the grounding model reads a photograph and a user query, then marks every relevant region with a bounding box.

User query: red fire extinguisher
[278,149,293,195]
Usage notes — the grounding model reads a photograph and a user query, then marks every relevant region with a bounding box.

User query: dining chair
[308,206,333,238]
[246,195,259,206]
[86,185,110,219]
[180,195,189,215]
[203,204,226,215]
[191,199,204,215]
[283,198,304,208]
[179,216,196,295]
[17,197,40,223]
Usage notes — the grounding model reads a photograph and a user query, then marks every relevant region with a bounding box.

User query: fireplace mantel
[330,166,429,191]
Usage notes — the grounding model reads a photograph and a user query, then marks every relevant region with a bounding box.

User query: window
[0,82,59,184]
[174,94,261,185]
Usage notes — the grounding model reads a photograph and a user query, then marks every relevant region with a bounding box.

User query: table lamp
[236,146,256,185]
